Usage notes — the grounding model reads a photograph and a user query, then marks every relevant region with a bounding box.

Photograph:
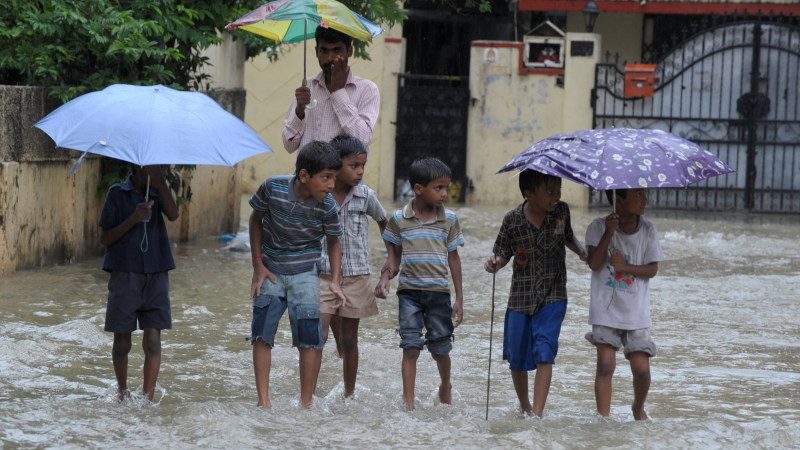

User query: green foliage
[0,0,274,100]
[0,1,490,99]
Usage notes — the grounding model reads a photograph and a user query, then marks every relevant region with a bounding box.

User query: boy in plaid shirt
[484,169,586,417]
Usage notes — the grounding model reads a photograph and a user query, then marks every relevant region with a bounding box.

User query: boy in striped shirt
[375,157,465,411]
[248,141,347,409]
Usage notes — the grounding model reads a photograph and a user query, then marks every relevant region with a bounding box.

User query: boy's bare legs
[331,315,344,358]
[629,351,651,420]
[511,370,533,415]
[339,317,360,397]
[112,332,132,401]
[594,344,617,417]
[253,340,272,408]
[141,328,161,401]
[432,353,452,405]
[402,348,420,410]
[298,348,322,408]
[532,363,552,417]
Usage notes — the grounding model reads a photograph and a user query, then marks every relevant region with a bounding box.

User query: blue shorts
[397,289,454,356]
[503,300,567,372]
[105,271,171,333]
[250,267,323,349]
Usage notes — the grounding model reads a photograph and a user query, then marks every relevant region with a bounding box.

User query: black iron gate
[592,19,800,213]
[394,74,470,202]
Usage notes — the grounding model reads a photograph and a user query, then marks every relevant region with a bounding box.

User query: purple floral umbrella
[498,128,735,190]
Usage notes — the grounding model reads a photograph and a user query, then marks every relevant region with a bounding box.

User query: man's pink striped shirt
[282,70,380,153]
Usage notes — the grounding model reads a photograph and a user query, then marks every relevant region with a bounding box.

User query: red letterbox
[623,64,657,98]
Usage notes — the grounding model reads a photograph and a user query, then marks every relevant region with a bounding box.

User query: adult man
[282,27,380,153]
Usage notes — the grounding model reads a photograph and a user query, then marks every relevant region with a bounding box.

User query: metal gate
[592,19,800,213]
[394,74,470,202]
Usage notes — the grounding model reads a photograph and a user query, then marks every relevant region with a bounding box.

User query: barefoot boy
[99,164,179,401]
[248,141,347,408]
[585,188,663,420]
[319,134,387,398]
[375,157,464,411]
[484,169,585,417]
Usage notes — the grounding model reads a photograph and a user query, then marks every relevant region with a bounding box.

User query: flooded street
[1,201,799,448]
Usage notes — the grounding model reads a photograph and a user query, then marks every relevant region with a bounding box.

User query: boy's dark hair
[315,26,352,47]
[330,134,367,159]
[519,169,560,195]
[409,157,451,187]
[295,141,342,176]
[605,189,628,205]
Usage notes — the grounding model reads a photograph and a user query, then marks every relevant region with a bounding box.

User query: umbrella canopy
[226,0,382,44]
[498,128,735,190]
[34,84,271,167]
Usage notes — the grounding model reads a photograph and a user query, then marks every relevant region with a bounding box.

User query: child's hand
[251,261,276,298]
[330,280,349,308]
[374,278,389,299]
[452,297,464,327]
[133,200,154,222]
[484,255,501,273]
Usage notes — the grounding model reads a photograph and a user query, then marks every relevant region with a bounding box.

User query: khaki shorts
[585,324,657,359]
[319,274,378,319]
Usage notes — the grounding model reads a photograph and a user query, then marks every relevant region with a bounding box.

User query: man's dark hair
[330,134,367,159]
[409,157,451,187]
[295,141,342,176]
[315,26,352,47]
[605,189,628,205]
[519,169,560,195]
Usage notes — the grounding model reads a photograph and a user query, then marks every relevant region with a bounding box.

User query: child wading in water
[319,134,387,398]
[375,157,464,411]
[484,169,585,417]
[585,188,663,420]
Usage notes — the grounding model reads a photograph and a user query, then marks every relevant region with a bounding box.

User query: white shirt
[585,216,664,329]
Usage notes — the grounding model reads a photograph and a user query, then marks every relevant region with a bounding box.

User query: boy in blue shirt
[248,141,346,408]
[99,164,179,402]
[375,157,464,411]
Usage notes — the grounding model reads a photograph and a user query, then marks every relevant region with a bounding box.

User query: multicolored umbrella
[226,0,383,83]
[498,128,735,190]
[226,0,382,44]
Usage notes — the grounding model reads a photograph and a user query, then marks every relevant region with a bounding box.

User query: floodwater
[1,201,799,449]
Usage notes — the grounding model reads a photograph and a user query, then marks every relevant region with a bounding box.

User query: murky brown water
[1,201,799,448]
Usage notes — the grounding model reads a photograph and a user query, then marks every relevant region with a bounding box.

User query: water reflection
[1,203,799,448]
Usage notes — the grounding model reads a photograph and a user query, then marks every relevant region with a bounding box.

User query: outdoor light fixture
[582,0,599,33]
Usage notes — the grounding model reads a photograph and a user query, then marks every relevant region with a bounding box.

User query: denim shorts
[397,289,454,356]
[503,300,567,372]
[250,267,323,349]
[585,324,657,359]
[105,271,171,333]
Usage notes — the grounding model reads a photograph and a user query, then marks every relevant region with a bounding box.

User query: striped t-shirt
[250,175,342,275]
[383,198,464,293]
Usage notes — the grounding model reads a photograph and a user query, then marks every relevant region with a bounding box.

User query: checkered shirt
[319,184,386,276]
[492,201,575,314]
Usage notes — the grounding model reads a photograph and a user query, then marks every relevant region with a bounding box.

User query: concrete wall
[0,86,245,275]
[240,26,405,198]
[466,33,601,206]
[566,12,642,65]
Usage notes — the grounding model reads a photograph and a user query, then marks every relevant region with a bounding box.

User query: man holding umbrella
[282,26,380,153]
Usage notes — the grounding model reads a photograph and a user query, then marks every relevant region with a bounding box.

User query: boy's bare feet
[117,389,131,402]
[632,406,649,420]
[438,382,452,405]
[257,399,272,409]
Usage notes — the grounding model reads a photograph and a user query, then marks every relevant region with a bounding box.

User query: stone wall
[0,85,246,275]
